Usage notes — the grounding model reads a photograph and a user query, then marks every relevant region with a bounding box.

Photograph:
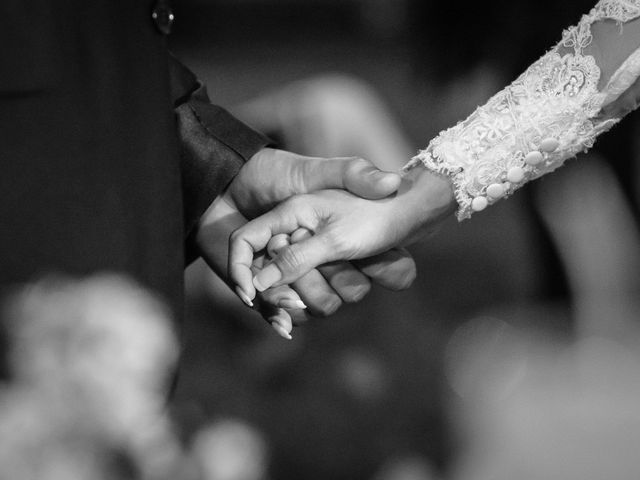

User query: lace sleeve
[405,0,640,220]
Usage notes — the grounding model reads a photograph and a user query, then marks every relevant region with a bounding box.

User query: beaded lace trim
[407,0,640,220]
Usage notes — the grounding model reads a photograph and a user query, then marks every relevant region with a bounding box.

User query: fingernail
[253,264,282,292]
[278,298,307,310]
[235,286,253,307]
[271,321,292,340]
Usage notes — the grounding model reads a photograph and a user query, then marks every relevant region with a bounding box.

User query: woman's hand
[229,166,456,301]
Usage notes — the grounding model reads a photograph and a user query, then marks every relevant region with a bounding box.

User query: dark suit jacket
[0,0,270,319]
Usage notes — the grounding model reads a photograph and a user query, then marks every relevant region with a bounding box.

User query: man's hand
[228,166,456,299]
[226,148,403,217]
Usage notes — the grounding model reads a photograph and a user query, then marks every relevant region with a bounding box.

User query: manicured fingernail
[271,321,292,340]
[278,299,307,310]
[253,264,282,292]
[235,286,253,307]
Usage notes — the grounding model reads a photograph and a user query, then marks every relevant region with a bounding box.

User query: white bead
[486,183,505,199]
[507,166,525,183]
[540,138,559,153]
[471,196,488,212]
[525,151,544,166]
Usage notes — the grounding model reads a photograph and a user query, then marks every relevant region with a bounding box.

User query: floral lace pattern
[407,0,640,220]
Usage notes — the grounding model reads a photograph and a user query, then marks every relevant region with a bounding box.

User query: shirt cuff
[177,100,271,265]
[169,54,272,263]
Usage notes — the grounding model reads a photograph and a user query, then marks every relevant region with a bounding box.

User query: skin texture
[228,165,456,304]
[195,148,421,334]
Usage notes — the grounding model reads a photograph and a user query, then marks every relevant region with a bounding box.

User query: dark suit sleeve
[169,55,272,263]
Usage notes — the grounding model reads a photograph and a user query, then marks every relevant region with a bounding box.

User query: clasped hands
[196,148,454,338]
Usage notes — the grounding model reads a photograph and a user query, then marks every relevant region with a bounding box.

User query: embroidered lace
[406,0,640,220]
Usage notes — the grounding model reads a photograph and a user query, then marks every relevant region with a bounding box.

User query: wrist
[398,165,456,225]
[382,165,455,247]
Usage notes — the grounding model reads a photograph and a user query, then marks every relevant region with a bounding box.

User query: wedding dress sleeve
[404,0,640,220]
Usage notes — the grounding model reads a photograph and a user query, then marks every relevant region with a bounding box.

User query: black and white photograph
[1,0,640,479]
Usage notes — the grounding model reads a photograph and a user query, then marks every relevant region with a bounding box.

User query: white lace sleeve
[405,0,640,220]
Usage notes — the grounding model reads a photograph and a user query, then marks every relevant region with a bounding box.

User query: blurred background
[167,0,640,479]
[3,1,639,479]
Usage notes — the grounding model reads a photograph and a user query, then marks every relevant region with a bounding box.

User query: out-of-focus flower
[5,275,178,432]
[0,386,137,480]
[190,419,268,480]
[0,275,185,480]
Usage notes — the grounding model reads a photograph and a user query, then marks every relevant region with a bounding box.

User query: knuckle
[229,226,251,248]
[284,195,313,218]
[368,255,417,291]
[304,289,343,317]
[345,157,367,176]
[400,272,417,290]
[287,194,309,209]
[229,229,241,244]
[363,262,386,279]
[340,282,371,303]
[387,266,417,291]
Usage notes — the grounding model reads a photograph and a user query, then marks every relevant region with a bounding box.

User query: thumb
[302,157,401,200]
[343,158,401,199]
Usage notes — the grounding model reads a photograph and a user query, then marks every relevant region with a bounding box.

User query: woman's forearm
[406,0,640,221]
